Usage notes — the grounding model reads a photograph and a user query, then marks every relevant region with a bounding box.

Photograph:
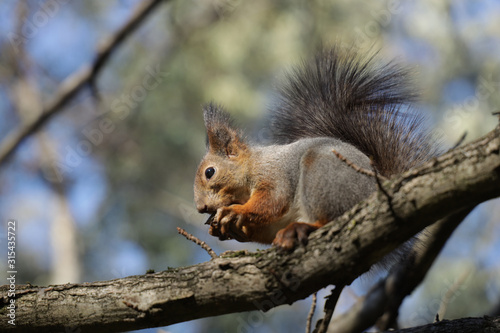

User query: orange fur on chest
[231,182,291,243]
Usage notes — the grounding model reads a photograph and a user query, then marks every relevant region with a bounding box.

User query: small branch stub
[176,227,218,259]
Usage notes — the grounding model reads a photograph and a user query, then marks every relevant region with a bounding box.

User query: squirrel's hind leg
[272,221,327,251]
[272,144,375,251]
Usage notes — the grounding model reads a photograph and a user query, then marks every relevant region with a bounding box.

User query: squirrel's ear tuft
[202,103,247,157]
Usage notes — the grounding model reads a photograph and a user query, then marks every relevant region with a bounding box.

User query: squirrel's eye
[205,167,216,180]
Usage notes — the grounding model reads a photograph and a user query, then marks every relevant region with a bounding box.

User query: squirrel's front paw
[210,206,251,242]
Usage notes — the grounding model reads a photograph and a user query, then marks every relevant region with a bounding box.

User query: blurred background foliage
[0,0,499,332]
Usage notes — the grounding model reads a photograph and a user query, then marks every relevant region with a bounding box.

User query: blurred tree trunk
[9,2,81,285]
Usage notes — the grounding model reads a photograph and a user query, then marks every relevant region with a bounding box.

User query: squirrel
[194,46,435,251]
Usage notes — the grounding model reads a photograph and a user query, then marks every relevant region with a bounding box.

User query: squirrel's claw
[211,206,250,242]
[209,224,232,240]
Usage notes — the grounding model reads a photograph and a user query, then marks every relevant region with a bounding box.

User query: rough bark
[380,316,500,333]
[1,126,499,332]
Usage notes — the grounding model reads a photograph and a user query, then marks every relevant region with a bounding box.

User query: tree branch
[0,0,165,166]
[328,208,473,333]
[1,126,499,332]
[380,316,500,333]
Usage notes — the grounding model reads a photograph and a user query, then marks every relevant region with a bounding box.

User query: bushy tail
[269,46,437,176]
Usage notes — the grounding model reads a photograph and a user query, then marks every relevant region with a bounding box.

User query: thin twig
[333,148,396,218]
[332,149,387,180]
[331,278,389,333]
[177,227,218,259]
[306,292,317,333]
[371,160,397,217]
[437,269,472,319]
[0,0,165,167]
[449,132,468,151]
[369,157,400,225]
[315,285,344,333]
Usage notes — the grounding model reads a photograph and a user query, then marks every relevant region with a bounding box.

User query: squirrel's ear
[203,103,248,157]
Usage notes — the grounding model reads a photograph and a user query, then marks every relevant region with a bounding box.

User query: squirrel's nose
[197,204,208,214]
